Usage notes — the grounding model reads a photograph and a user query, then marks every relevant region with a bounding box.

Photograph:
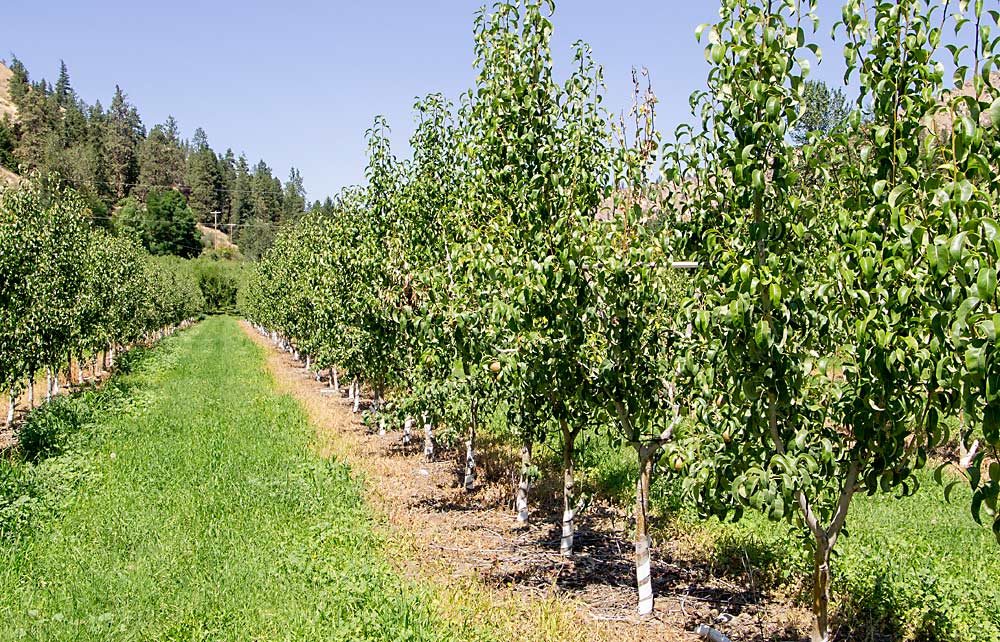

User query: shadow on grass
[0,344,163,538]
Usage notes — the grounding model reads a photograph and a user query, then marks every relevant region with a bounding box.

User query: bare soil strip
[242,321,811,642]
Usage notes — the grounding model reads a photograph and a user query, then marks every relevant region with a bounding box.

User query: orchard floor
[0,317,480,641]
[8,317,985,642]
[243,321,813,642]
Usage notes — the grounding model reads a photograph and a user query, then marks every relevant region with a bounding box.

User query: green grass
[0,317,480,642]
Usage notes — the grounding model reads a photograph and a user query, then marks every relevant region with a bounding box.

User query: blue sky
[2,1,852,202]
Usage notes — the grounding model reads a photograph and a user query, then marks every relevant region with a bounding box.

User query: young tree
[667,2,987,640]
[462,0,612,554]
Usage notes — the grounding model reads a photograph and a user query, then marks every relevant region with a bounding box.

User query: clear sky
[1,1,852,202]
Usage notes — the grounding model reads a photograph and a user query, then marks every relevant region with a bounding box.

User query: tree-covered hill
[0,57,319,259]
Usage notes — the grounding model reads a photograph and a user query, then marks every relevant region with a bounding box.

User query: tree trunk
[6,392,14,426]
[403,416,414,446]
[352,381,361,413]
[46,366,54,401]
[76,353,84,385]
[305,354,311,370]
[635,447,655,615]
[464,399,478,491]
[332,367,339,392]
[811,537,832,642]
[423,412,434,461]
[27,373,34,408]
[516,440,532,523]
[560,419,577,557]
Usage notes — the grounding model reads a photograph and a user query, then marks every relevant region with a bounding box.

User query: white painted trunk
[516,443,532,523]
[6,393,14,425]
[423,413,434,461]
[352,382,361,413]
[560,506,575,557]
[305,354,311,370]
[560,424,577,557]
[634,449,657,615]
[636,535,653,615]
[46,367,53,401]
[378,416,386,436]
[403,417,413,446]
[464,439,476,491]
[464,402,478,491]
[27,376,34,407]
[76,354,84,385]
[332,367,339,391]
[347,379,355,401]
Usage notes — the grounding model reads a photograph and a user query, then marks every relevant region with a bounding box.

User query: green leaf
[888,184,912,208]
[989,97,1000,129]
[754,318,772,350]
[985,405,1000,443]
[944,480,961,503]
[978,267,997,301]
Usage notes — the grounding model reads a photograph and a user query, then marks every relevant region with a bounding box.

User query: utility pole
[210,210,222,250]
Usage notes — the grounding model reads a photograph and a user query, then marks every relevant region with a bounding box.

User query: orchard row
[241,2,1000,641]
[1,174,205,419]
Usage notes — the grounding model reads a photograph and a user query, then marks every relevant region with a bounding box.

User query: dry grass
[0,62,16,122]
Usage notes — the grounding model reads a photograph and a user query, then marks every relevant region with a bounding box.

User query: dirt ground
[1,355,106,449]
[242,322,814,642]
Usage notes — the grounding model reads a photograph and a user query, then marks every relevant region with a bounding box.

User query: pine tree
[13,81,58,170]
[281,167,306,222]
[228,154,252,228]
[6,56,29,100]
[137,117,186,198]
[185,127,222,224]
[145,188,200,258]
[791,79,850,146]
[103,85,144,201]
[54,60,75,107]
[218,148,237,230]
[250,160,281,223]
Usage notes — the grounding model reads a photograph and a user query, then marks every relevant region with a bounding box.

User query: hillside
[0,62,16,121]
[0,61,21,186]
[198,223,241,256]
